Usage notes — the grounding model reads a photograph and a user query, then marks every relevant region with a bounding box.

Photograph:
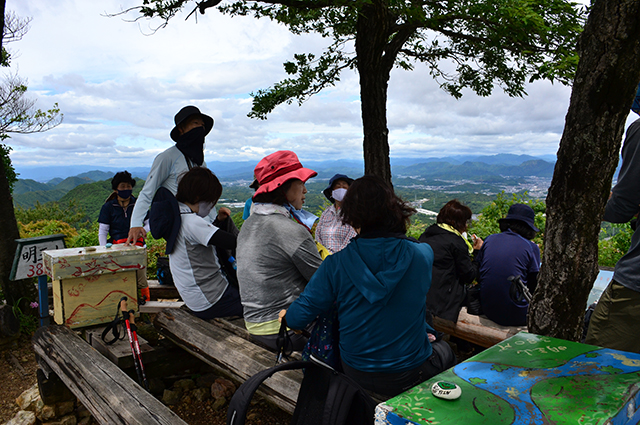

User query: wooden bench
[154,308,303,414]
[33,325,187,425]
[432,307,526,348]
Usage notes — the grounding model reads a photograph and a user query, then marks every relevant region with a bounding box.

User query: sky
[5,0,630,171]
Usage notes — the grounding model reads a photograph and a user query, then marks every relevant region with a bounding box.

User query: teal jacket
[286,233,435,373]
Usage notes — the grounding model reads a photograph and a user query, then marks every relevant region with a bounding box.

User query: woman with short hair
[418,199,483,323]
[169,167,242,320]
[281,175,455,398]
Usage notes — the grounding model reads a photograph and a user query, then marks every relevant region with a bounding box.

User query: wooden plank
[433,307,525,348]
[33,325,187,425]
[139,301,184,313]
[147,281,180,300]
[85,327,157,369]
[154,308,302,414]
[211,317,302,361]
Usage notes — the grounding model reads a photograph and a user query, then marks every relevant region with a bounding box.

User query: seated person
[155,167,242,320]
[237,150,322,352]
[476,204,541,326]
[316,174,358,253]
[98,171,149,301]
[419,199,482,323]
[281,175,456,399]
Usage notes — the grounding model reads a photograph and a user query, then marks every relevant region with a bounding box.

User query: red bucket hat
[253,151,317,196]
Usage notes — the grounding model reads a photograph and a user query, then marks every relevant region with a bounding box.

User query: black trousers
[341,340,456,398]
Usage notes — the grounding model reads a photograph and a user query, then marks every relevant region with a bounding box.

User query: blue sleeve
[286,259,337,330]
[243,198,252,220]
[98,203,111,225]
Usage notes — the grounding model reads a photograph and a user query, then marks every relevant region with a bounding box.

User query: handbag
[465,284,483,316]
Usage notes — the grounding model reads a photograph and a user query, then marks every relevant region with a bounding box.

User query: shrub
[19,220,79,246]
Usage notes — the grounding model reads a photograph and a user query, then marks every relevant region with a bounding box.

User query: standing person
[98,171,149,301]
[127,105,215,245]
[586,101,640,352]
[316,174,358,253]
[281,175,455,399]
[237,150,322,352]
[419,200,482,323]
[476,204,541,326]
[150,167,242,320]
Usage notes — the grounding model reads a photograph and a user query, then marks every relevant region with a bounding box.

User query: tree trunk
[356,2,393,184]
[528,0,640,340]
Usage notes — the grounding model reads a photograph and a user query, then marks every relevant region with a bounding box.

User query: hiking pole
[120,297,149,390]
[127,309,149,391]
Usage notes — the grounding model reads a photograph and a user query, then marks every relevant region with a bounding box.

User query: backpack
[227,356,377,425]
[156,255,174,286]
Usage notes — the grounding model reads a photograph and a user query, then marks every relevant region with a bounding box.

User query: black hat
[323,174,354,202]
[149,187,181,255]
[499,204,540,232]
[170,106,214,142]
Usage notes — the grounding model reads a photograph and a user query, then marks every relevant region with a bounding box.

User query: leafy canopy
[133,0,585,118]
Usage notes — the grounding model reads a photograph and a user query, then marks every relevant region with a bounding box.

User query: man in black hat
[127,105,224,244]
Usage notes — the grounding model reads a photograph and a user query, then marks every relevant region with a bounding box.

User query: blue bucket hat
[499,204,539,233]
[149,187,181,255]
[323,174,354,202]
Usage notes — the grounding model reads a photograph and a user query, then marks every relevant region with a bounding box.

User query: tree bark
[356,1,393,184]
[0,0,37,306]
[529,0,640,340]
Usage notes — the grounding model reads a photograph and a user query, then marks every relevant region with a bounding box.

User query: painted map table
[375,332,640,424]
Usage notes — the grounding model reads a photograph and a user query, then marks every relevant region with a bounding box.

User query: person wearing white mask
[316,174,358,253]
[154,167,242,320]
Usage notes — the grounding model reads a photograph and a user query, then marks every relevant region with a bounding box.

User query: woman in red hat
[237,150,322,351]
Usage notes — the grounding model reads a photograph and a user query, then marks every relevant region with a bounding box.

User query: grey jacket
[237,204,322,326]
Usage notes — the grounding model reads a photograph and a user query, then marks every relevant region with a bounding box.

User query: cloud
[4,0,626,171]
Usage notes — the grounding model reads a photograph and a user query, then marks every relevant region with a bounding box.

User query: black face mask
[175,126,205,166]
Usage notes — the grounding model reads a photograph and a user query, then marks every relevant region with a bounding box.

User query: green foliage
[12,298,39,336]
[145,234,168,280]
[468,191,546,247]
[70,222,100,248]
[407,218,430,240]
[232,210,244,230]
[15,200,89,229]
[19,220,79,246]
[598,223,633,268]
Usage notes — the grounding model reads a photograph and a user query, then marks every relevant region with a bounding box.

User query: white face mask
[332,188,348,202]
[461,231,468,240]
[197,201,214,218]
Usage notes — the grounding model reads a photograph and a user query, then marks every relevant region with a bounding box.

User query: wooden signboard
[43,245,146,329]
[10,234,66,281]
[375,332,640,425]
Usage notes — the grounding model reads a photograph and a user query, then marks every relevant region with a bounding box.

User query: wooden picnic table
[375,332,640,424]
